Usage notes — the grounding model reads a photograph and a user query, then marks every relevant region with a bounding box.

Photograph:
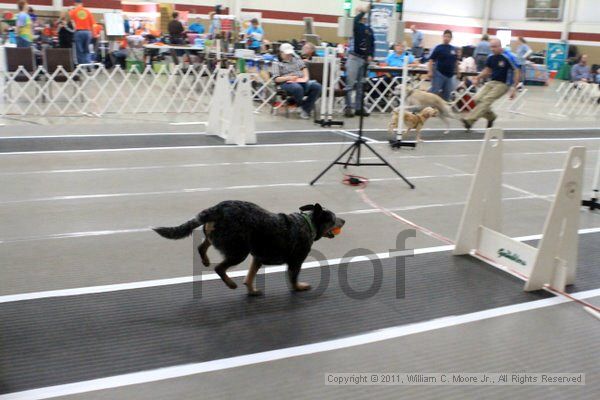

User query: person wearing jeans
[69,0,95,64]
[272,43,321,119]
[428,29,458,101]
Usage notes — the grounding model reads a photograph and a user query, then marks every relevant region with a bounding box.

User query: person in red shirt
[69,0,95,64]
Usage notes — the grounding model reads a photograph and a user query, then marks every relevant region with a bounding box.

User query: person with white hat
[272,43,322,119]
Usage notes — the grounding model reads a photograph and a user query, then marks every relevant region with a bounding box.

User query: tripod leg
[363,141,415,189]
[310,142,358,185]
[342,144,359,168]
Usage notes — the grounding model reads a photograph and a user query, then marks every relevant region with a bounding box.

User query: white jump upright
[206,69,256,145]
[225,73,256,145]
[453,128,586,292]
[394,55,409,141]
[206,68,232,140]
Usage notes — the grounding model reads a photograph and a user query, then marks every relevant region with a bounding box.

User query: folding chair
[43,47,83,101]
[5,47,45,102]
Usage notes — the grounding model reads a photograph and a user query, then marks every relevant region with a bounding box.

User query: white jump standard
[454,128,586,292]
[206,69,256,146]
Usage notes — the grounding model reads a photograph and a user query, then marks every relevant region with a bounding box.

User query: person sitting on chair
[301,42,316,61]
[272,43,322,119]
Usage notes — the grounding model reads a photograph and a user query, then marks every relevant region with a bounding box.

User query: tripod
[310,59,415,188]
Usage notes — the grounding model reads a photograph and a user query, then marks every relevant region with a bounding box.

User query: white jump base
[453,128,586,292]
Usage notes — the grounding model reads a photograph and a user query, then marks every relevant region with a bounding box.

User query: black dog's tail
[153,216,202,240]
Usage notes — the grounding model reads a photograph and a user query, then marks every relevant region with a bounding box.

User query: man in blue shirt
[410,25,424,58]
[462,38,521,130]
[384,42,417,77]
[245,18,264,52]
[474,34,491,71]
[571,54,591,82]
[428,29,458,101]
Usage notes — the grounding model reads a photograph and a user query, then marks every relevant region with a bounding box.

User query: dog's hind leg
[288,262,311,292]
[439,113,451,134]
[198,239,211,267]
[244,258,263,296]
[214,253,248,289]
[198,222,215,267]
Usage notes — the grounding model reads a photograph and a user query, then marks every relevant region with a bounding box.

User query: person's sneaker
[486,117,496,128]
[355,109,370,117]
[344,109,355,118]
[461,118,472,132]
[300,110,310,119]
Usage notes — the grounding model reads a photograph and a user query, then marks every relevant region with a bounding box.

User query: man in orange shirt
[69,0,95,64]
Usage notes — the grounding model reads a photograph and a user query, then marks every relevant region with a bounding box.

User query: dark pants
[281,80,322,113]
[74,30,91,64]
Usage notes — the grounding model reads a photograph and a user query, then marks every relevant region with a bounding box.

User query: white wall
[490,0,526,21]
[405,0,484,18]
[574,0,600,23]
[242,0,344,15]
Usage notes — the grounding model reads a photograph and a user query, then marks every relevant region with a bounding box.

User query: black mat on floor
[1,232,599,394]
[0,131,344,153]
[361,129,600,142]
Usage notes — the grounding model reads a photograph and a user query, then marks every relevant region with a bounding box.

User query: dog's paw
[293,282,311,291]
[201,256,210,267]
[244,282,263,296]
[224,279,238,289]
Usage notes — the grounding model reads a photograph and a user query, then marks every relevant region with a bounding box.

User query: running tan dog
[395,88,460,133]
[388,106,438,142]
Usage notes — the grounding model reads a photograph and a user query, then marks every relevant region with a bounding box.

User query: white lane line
[0,128,329,139]
[1,127,597,140]
[0,167,572,206]
[169,122,208,126]
[337,130,378,143]
[3,287,600,400]
[0,195,539,245]
[0,159,320,176]
[1,228,598,304]
[0,141,351,156]
[0,150,582,176]
[362,127,600,132]
[1,137,599,156]
[435,161,552,203]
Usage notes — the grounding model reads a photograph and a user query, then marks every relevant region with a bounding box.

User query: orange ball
[331,227,342,236]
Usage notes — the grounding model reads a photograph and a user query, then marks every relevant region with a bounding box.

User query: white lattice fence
[551,81,600,117]
[0,64,276,116]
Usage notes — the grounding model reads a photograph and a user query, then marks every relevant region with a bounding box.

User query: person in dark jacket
[57,12,74,49]
[344,3,374,118]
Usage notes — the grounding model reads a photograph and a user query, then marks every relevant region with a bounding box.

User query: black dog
[153,200,345,296]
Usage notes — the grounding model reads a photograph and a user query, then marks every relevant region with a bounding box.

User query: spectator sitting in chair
[384,42,419,75]
[301,42,316,60]
[571,54,591,83]
[272,43,322,119]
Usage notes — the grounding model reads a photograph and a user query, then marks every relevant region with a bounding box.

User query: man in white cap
[272,43,322,119]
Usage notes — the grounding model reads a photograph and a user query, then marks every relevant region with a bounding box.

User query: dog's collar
[300,212,317,240]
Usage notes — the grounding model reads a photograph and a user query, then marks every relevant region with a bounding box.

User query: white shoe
[300,110,310,119]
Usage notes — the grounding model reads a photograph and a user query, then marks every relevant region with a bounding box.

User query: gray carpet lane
[362,128,600,142]
[2,129,597,153]
[0,131,345,153]
[0,232,598,394]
